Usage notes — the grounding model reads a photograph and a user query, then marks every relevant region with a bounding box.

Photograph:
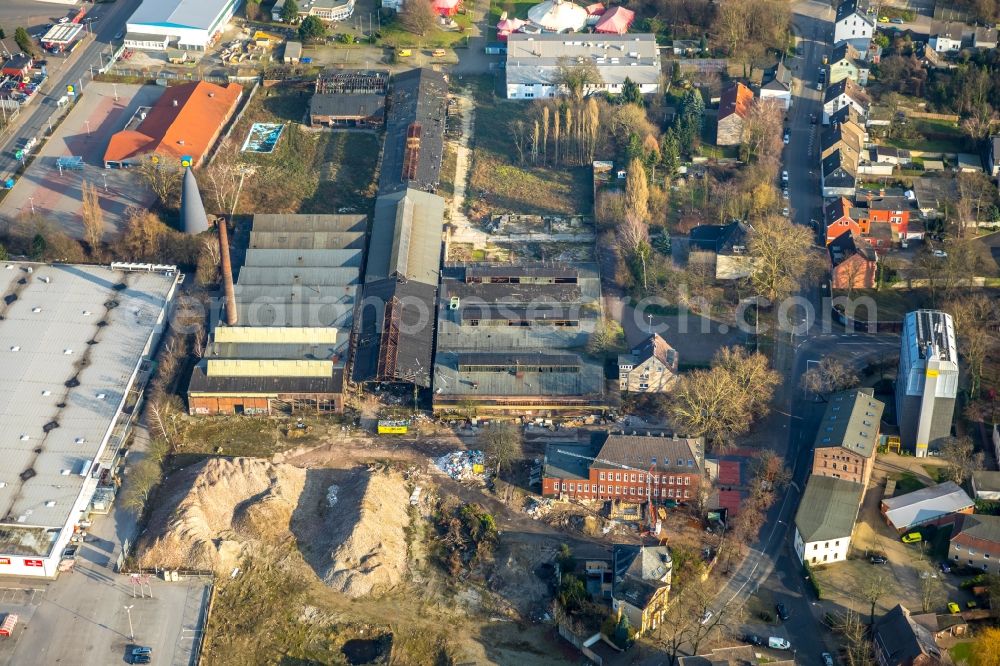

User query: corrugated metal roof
[249,213,366,233]
[365,189,445,286]
[242,249,362,268]
[882,481,973,530]
[0,263,176,533]
[236,266,359,286]
[505,33,660,86]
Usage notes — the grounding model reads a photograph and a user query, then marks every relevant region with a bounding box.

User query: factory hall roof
[103,81,242,166]
[129,0,235,30]
[882,481,974,531]
[0,263,178,542]
[378,68,448,195]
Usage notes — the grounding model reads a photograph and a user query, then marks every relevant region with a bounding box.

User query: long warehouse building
[0,262,179,577]
[125,0,241,51]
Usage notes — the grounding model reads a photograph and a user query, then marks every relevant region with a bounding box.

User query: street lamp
[123,604,135,641]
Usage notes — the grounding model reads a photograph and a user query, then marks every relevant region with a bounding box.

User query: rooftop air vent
[43,421,59,433]
[19,468,36,482]
[9,346,19,352]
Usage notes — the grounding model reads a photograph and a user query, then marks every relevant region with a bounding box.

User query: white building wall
[834,15,873,46]
[506,80,658,100]
[795,528,852,565]
[760,89,791,110]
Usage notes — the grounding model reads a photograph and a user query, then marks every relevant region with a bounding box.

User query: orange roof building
[104,81,242,167]
[716,82,754,146]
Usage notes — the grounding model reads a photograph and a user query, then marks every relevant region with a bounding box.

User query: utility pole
[123,604,135,641]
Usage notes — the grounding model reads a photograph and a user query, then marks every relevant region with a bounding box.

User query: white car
[769,637,791,650]
[782,207,790,217]
[933,249,948,258]
[782,189,789,200]
[58,17,69,24]
[783,135,790,145]
[700,609,714,625]
[781,170,789,183]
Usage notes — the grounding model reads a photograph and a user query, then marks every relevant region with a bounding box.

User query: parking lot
[0,82,160,239]
[812,457,975,619]
[0,586,47,664]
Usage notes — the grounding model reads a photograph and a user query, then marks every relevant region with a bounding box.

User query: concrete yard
[0,82,161,239]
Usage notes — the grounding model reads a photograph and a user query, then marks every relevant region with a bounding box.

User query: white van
[769,637,791,650]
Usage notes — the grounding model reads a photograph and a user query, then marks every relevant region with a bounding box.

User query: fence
[557,623,603,665]
[204,80,261,166]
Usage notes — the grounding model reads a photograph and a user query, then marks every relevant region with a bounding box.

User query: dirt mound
[139,458,411,598]
[138,457,306,574]
[292,467,411,599]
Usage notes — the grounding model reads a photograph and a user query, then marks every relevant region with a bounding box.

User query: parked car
[131,648,152,656]
[769,636,791,650]
[948,601,960,613]
[782,207,790,217]
[131,656,151,665]
[810,113,818,124]
[776,602,790,621]
[939,562,952,574]
[890,17,904,23]
[822,653,835,666]
[781,170,789,183]
[783,133,790,145]
[933,249,948,258]
[902,532,923,543]
[700,609,714,625]
[870,554,887,564]
[743,634,763,646]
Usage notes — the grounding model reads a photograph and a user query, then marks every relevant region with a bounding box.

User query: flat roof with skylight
[0,263,178,566]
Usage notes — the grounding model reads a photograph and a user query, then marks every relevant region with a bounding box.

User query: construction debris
[435,450,485,480]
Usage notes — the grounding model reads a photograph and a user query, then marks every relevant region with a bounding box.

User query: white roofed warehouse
[505,33,661,99]
[0,263,179,577]
[125,0,242,50]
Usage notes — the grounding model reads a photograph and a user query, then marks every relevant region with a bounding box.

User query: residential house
[829,232,877,289]
[853,191,914,243]
[821,121,864,163]
[505,34,661,99]
[671,39,701,56]
[611,544,672,635]
[811,389,884,488]
[828,43,870,85]
[794,475,865,566]
[542,433,705,505]
[881,481,975,533]
[873,146,912,166]
[986,135,1000,177]
[716,82,754,146]
[973,26,998,49]
[823,78,870,123]
[618,333,679,393]
[825,197,864,244]
[687,220,753,279]
[949,514,1000,574]
[872,604,943,666]
[282,40,301,64]
[822,149,858,198]
[276,0,356,21]
[759,61,792,109]
[930,21,963,52]
[1,54,33,78]
[971,470,1000,501]
[833,0,874,51]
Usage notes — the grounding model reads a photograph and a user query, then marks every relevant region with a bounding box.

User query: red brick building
[542,434,705,503]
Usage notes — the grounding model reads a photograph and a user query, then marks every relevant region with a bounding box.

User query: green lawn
[886,119,967,154]
[379,12,474,48]
[490,0,536,23]
[951,641,974,665]
[466,77,592,217]
[893,472,928,495]
[922,465,948,484]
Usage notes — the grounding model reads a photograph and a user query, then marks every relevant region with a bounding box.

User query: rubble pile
[435,450,485,479]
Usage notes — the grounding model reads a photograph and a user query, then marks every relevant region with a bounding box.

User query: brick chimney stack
[218,218,238,326]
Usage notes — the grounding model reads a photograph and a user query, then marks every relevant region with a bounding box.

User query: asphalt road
[0,0,142,190]
[703,1,909,663]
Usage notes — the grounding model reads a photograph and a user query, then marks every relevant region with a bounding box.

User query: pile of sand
[138,458,411,598]
[311,469,411,598]
[139,457,306,574]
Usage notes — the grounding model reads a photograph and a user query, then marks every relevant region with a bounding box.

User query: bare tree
[618,212,651,293]
[857,571,892,625]
[115,207,168,261]
[666,346,780,450]
[587,316,626,356]
[479,422,523,477]
[399,0,437,36]
[135,156,182,206]
[555,58,603,102]
[80,181,105,257]
[541,105,550,164]
[938,435,984,483]
[800,356,861,400]
[511,120,528,165]
[945,293,997,399]
[747,215,819,303]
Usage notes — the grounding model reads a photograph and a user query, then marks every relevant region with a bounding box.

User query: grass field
[893,472,928,495]
[490,0,535,23]
[466,77,592,217]
[380,12,475,48]
[212,83,380,215]
[887,118,968,153]
[950,641,974,665]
